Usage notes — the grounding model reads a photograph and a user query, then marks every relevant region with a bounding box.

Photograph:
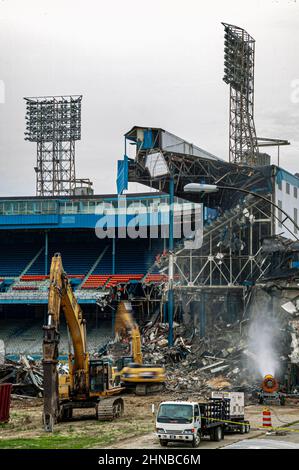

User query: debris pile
[106,341,130,361]
[141,319,257,398]
[0,355,43,397]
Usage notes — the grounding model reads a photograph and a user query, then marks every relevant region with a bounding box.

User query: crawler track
[96,397,124,421]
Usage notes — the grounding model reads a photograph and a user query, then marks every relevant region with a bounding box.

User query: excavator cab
[89,359,116,393]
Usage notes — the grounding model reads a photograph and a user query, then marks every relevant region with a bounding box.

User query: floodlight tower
[24,95,82,196]
[222,23,258,165]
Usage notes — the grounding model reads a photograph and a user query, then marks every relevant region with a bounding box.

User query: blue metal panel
[143,129,153,149]
[0,194,176,230]
[0,213,164,230]
[276,169,299,188]
[61,216,76,225]
[117,155,129,194]
[0,214,59,227]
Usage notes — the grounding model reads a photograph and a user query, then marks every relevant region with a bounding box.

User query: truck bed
[199,400,227,429]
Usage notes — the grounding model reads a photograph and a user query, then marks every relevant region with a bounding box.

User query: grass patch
[0,434,112,449]
[0,422,152,449]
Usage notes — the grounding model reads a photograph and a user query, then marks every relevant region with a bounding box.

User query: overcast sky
[0,0,298,196]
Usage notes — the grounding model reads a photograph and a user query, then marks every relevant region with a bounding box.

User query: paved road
[103,430,264,450]
[104,427,299,450]
[224,438,299,449]
[225,421,299,449]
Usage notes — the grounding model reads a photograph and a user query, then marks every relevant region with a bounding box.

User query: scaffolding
[172,196,272,289]
[24,95,82,196]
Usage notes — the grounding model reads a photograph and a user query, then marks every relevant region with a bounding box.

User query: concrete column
[200,293,206,338]
[168,176,174,346]
[112,238,116,275]
[45,231,48,275]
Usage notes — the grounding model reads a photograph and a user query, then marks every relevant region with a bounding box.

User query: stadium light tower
[222,23,258,165]
[24,95,82,196]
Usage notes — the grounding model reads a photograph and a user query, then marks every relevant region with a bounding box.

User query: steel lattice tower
[24,95,82,196]
[222,23,258,165]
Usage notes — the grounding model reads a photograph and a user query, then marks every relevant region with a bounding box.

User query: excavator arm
[43,253,89,431]
[114,301,143,364]
[131,326,142,365]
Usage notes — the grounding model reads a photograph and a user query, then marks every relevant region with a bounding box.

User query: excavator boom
[114,301,143,364]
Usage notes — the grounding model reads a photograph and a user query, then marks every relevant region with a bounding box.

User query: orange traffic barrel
[262,407,272,428]
[0,383,12,423]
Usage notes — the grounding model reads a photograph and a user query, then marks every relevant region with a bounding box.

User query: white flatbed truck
[155,400,226,447]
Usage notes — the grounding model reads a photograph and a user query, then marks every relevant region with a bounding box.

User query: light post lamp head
[183,183,218,194]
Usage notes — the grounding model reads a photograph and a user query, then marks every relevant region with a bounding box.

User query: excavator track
[135,383,165,396]
[96,397,124,421]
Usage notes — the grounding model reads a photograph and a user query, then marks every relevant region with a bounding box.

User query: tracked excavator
[114,301,165,395]
[42,253,124,432]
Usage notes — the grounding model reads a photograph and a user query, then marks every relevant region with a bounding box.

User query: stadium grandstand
[0,192,205,356]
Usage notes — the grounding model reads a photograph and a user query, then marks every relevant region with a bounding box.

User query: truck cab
[155,401,202,447]
[155,400,225,447]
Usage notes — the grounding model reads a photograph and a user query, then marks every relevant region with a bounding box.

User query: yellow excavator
[42,253,124,432]
[114,301,165,395]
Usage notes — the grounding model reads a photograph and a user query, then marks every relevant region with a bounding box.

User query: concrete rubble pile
[0,355,43,397]
[141,319,257,398]
[106,341,130,360]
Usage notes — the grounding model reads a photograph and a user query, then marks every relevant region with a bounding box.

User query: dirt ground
[0,393,172,448]
[1,395,299,449]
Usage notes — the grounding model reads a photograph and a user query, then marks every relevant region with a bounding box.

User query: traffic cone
[262,408,272,428]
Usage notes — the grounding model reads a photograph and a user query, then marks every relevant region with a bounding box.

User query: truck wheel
[192,433,201,448]
[245,423,250,434]
[240,424,245,434]
[213,426,222,442]
[160,440,168,447]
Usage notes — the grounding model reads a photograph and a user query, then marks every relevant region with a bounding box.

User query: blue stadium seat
[0,232,164,279]
[0,239,42,276]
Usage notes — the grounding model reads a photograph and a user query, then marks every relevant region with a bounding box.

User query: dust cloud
[247,312,281,379]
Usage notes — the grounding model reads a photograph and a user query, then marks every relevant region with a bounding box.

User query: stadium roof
[125,126,223,162]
